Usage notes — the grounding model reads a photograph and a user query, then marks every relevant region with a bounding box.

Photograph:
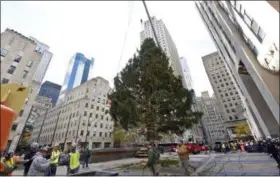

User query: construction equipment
[0,83,30,152]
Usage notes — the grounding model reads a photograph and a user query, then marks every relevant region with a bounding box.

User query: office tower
[178,57,204,142]
[196,91,227,144]
[29,37,53,83]
[20,95,53,145]
[27,96,53,125]
[196,1,279,138]
[30,77,114,149]
[180,57,193,90]
[140,17,184,79]
[202,51,262,140]
[1,29,53,151]
[38,81,62,106]
[58,53,94,104]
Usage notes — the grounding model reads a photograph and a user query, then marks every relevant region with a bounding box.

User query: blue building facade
[58,53,94,104]
[38,81,62,106]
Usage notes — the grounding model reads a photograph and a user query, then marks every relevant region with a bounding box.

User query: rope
[115,1,134,75]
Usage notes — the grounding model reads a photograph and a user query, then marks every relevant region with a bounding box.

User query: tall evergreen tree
[109,38,202,141]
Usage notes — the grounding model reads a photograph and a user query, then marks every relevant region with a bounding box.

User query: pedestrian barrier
[89,147,139,163]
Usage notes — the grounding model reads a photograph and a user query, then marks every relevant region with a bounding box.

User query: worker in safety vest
[0,150,21,176]
[46,143,60,176]
[176,140,196,176]
[68,143,80,175]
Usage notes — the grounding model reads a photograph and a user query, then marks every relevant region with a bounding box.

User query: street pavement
[12,152,279,176]
[12,152,209,176]
[195,152,280,176]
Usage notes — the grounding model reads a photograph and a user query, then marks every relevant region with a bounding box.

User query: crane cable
[115,1,134,75]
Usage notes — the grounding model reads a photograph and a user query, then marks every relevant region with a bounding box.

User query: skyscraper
[140,17,183,79]
[29,37,53,83]
[196,91,227,144]
[202,51,261,140]
[58,53,94,104]
[180,57,193,90]
[1,29,52,151]
[38,81,62,106]
[196,1,279,138]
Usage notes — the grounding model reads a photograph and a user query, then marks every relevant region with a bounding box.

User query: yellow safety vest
[50,150,60,164]
[0,157,14,174]
[69,152,80,169]
[177,145,189,159]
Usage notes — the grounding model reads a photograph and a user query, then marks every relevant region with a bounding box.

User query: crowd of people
[218,136,280,169]
[1,136,279,176]
[0,142,91,176]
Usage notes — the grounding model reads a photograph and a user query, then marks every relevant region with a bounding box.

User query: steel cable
[115,2,134,74]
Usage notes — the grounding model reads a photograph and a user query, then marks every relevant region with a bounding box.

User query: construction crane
[0,83,30,152]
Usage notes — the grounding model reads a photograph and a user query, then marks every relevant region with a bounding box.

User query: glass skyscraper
[58,53,94,104]
[38,81,62,106]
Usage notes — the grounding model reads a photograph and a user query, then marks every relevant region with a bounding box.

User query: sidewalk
[12,158,146,176]
[12,153,210,176]
[197,152,280,176]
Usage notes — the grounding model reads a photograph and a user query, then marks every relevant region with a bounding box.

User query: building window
[14,55,22,63]
[0,48,8,57]
[84,111,87,116]
[26,60,33,67]
[91,105,94,109]
[257,27,266,43]
[89,113,92,118]
[99,132,102,137]
[85,103,88,107]
[7,65,16,74]
[22,70,28,78]
[251,20,259,36]
[95,114,98,118]
[96,106,99,111]
[80,130,84,136]
[1,78,9,84]
[100,123,103,128]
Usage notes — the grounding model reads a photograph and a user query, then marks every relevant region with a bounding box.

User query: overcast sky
[1,1,278,96]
